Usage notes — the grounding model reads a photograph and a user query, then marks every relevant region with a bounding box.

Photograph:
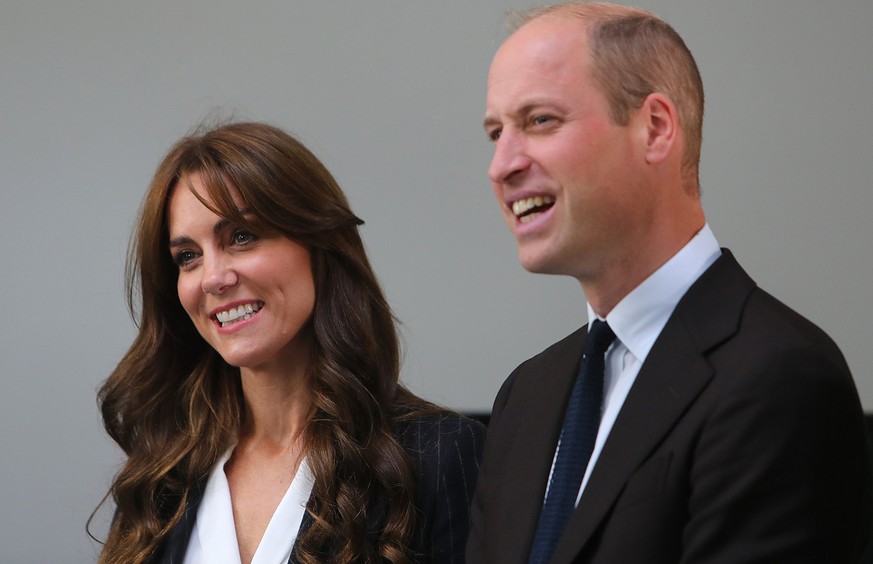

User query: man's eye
[532,115,553,126]
[488,128,502,142]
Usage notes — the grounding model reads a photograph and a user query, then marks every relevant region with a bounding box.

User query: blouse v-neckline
[184,449,314,564]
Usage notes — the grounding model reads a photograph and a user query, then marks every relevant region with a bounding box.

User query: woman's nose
[201,254,238,295]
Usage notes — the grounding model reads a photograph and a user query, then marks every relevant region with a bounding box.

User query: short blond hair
[516,2,704,193]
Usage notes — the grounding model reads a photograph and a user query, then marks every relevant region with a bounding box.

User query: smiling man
[467,3,871,563]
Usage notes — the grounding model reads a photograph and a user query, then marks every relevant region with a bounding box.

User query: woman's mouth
[213,301,264,327]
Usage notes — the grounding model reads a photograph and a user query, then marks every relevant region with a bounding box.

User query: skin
[167,172,315,563]
[484,15,705,316]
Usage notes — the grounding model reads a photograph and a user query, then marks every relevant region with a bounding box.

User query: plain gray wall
[2,1,871,561]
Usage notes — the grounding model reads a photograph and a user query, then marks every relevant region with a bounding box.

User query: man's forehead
[487,19,592,107]
[491,17,589,78]
[505,12,589,49]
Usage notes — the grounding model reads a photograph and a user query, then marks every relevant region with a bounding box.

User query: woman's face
[167,172,316,374]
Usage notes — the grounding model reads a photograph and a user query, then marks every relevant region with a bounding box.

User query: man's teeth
[512,196,555,218]
[520,212,544,224]
[216,303,262,326]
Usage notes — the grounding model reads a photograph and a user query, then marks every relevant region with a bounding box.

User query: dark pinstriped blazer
[155,413,485,563]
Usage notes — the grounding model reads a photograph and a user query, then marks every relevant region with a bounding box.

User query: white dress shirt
[546,224,721,506]
[183,450,314,564]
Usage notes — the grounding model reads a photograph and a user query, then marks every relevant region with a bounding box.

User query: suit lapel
[551,251,755,563]
[491,327,587,563]
[552,319,714,563]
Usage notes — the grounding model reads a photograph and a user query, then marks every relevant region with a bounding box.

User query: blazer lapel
[157,482,205,564]
[287,511,313,563]
[157,477,312,564]
[551,250,755,563]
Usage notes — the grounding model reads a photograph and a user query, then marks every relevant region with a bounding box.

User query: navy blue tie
[528,319,617,564]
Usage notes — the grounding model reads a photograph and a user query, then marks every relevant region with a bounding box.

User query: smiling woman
[168,175,316,375]
[93,122,485,564]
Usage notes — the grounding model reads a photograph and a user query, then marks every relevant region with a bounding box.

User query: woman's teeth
[215,302,262,326]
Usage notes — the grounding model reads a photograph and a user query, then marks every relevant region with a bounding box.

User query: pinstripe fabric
[154,413,485,563]
[397,414,487,563]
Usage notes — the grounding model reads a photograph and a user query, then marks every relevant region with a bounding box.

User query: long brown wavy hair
[97,121,434,563]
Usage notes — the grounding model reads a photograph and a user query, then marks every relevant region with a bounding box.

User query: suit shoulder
[520,326,588,369]
[496,325,586,394]
[746,288,842,346]
[739,287,850,374]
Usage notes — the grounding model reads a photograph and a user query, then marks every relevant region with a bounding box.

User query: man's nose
[488,129,531,186]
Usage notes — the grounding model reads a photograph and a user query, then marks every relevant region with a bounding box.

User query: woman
[97,122,485,563]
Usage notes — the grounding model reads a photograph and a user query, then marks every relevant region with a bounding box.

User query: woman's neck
[238,360,313,450]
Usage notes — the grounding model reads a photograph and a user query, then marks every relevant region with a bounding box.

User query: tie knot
[587,319,616,356]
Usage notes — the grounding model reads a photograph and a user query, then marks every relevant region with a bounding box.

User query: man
[467,3,872,563]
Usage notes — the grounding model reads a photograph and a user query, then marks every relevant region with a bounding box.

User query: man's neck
[582,219,706,317]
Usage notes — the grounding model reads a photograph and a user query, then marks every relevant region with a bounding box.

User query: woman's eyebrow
[168,218,233,249]
[168,235,193,250]
[168,208,255,249]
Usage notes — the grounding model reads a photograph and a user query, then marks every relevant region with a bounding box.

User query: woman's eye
[232,230,257,246]
[172,250,197,268]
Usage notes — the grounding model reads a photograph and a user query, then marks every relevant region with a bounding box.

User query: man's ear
[639,92,678,165]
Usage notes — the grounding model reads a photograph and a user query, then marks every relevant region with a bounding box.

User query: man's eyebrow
[483,102,558,131]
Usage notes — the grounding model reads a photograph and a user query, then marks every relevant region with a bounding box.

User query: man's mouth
[512,196,555,224]
[213,301,264,327]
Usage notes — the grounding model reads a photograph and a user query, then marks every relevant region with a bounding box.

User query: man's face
[484,17,653,282]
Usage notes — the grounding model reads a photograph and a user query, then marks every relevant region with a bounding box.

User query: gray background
[2,1,871,561]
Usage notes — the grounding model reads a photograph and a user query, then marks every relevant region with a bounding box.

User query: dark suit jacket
[467,250,872,563]
[155,413,485,563]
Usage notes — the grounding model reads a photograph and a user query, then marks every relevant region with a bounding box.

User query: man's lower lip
[518,211,546,224]
[515,205,554,228]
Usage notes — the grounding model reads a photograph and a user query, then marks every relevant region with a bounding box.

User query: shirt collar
[587,224,721,363]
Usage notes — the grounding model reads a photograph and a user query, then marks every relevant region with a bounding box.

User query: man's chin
[518,249,565,276]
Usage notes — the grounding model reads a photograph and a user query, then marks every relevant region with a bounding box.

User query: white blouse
[183,449,314,564]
